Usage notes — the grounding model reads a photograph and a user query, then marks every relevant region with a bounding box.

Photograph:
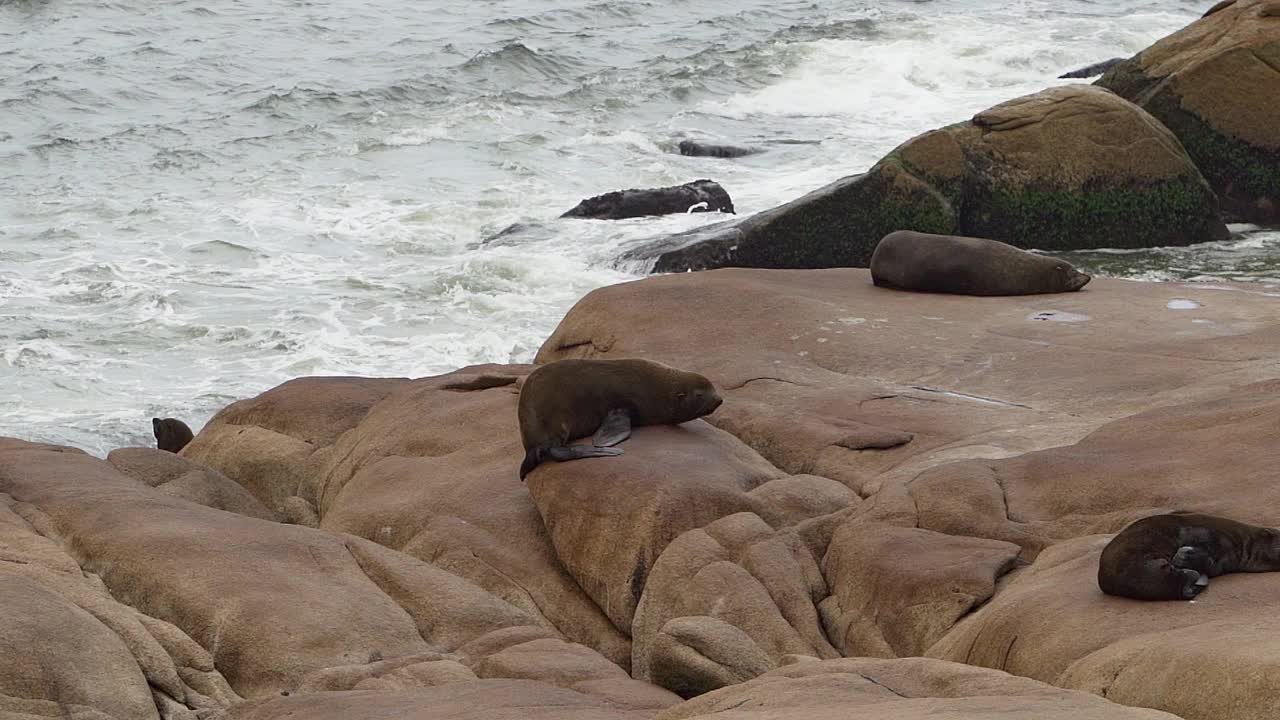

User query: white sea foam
[0,0,1239,454]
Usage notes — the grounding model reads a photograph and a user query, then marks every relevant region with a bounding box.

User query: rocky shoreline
[4,3,1280,720]
[6,269,1280,720]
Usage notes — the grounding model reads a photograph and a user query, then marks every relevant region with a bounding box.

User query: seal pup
[152,417,194,453]
[870,230,1091,296]
[1098,511,1280,601]
[517,358,723,480]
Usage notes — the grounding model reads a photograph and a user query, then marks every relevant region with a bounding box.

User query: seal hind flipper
[547,445,624,461]
[520,444,624,481]
[592,409,632,447]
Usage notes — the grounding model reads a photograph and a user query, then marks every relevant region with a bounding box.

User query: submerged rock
[1096,0,1280,224]
[561,179,735,220]
[624,85,1227,272]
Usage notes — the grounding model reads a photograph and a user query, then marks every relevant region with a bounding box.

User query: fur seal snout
[517,358,723,480]
[1098,512,1280,601]
[152,417,194,453]
[870,230,1091,296]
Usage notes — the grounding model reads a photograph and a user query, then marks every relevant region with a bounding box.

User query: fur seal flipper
[152,417,194,454]
[1098,512,1280,601]
[517,358,722,480]
[593,408,633,447]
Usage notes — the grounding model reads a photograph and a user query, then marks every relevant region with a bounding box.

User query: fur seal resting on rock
[870,230,1091,296]
[1098,511,1280,600]
[678,140,761,158]
[152,417,194,453]
[560,179,735,220]
[517,358,723,480]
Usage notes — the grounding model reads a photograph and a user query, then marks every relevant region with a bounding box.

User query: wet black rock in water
[560,179,735,220]
[677,140,762,158]
[1058,57,1126,79]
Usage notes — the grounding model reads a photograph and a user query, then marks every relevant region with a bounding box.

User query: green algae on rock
[626,85,1228,272]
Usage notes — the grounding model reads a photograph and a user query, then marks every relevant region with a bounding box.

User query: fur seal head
[517,358,722,480]
[152,417,194,454]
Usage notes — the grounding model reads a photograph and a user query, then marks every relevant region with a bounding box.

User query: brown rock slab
[657,657,1180,719]
[631,513,837,695]
[0,442,534,700]
[820,521,1021,658]
[224,679,658,720]
[525,422,782,637]
[185,366,633,669]
[0,575,158,720]
[107,447,276,521]
[929,535,1280,720]
[537,269,1280,496]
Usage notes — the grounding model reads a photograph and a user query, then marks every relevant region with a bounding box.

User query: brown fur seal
[1098,511,1280,600]
[152,417,194,454]
[870,230,1091,296]
[517,358,723,480]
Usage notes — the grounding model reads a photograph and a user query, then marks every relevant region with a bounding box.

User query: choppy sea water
[2,0,1275,454]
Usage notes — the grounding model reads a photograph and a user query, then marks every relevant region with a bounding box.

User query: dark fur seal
[517,358,723,480]
[1058,57,1125,79]
[152,417,194,453]
[678,140,761,158]
[1098,511,1280,601]
[560,179,735,220]
[870,230,1091,296]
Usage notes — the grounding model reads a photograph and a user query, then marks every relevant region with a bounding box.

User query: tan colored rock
[0,575,158,720]
[906,378,1280,555]
[107,447,276,521]
[1098,0,1280,222]
[538,269,1280,497]
[657,657,1179,720]
[820,521,1020,657]
[350,660,477,691]
[631,513,836,695]
[929,535,1280,720]
[224,679,658,720]
[647,616,776,697]
[628,85,1225,272]
[745,475,858,528]
[185,367,633,669]
[0,442,535,700]
[526,423,782,637]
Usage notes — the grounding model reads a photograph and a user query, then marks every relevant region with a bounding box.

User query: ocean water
[2,0,1275,454]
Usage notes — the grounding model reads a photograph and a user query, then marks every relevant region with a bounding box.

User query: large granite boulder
[183,363,857,690]
[0,438,683,718]
[1098,0,1280,223]
[625,85,1227,272]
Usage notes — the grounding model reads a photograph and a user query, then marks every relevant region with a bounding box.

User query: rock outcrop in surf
[1096,0,1280,224]
[625,85,1226,272]
[561,179,735,220]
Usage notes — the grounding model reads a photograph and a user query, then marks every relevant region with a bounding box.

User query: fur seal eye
[676,392,688,400]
